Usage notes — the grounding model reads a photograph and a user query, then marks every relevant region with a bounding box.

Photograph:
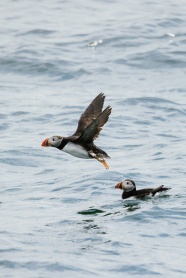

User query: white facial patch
[49,136,62,148]
[123,180,135,192]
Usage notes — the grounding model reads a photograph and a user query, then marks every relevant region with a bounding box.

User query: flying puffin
[115,179,171,199]
[41,93,112,169]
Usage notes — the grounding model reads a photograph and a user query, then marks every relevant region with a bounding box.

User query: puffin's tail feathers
[152,185,171,196]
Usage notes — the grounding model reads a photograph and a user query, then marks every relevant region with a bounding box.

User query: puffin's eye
[52,138,55,141]
[126,182,129,185]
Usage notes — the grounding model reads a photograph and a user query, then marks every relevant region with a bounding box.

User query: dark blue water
[0,1,186,277]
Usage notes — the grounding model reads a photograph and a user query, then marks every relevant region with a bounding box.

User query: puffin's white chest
[62,142,90,159]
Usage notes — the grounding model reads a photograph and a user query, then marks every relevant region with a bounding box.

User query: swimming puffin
[115,179,171,199]
[41,93,112,169]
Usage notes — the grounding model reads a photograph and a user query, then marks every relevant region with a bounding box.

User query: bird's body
[115,179,171,199]
[41,93,111,169]
[62,141,90,159]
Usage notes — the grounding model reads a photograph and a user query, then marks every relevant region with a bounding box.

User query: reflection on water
[122,199,142,212]
[123,203,141,212]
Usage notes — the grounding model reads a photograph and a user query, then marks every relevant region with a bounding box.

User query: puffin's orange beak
[115,182,122,189]
[41,138,49,147]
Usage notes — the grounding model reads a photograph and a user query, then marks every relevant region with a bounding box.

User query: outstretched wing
[152,185,171,196]
[73,93,105,138]
[76,106,112,143]
[134,186,171,198]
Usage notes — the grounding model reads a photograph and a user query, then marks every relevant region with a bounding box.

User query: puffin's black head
[115,179,136,192]
[41,136,63,148]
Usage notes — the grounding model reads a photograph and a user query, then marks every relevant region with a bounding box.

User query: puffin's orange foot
[99,159,109,169]
[95,156,109,169]
[88,151,109,169]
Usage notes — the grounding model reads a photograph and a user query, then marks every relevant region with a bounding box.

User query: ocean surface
[0,0,186,277]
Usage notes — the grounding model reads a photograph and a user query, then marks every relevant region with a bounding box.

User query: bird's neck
[57,138,68,150]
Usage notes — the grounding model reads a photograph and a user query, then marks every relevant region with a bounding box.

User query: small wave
[20,29,56,36]
[78,208,105,215]
[127,50,186,69]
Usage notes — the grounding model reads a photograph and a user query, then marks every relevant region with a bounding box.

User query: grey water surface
[0,0,186,277]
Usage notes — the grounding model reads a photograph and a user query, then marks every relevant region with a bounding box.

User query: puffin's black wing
[151,185,171,196]
[73,93,105,138]
[134,186,171,198]
[76,106,112,143]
